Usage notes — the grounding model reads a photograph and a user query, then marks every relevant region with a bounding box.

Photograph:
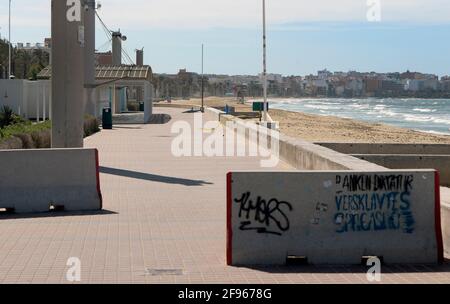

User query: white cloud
[1,0,450,34]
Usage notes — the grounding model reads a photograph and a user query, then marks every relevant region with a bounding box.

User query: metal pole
[84,0,96,117]
[8,0,12,78]
[37,84,40,123]
[201,44,204,113]
[43,85,46,121]
[262,0,268,122]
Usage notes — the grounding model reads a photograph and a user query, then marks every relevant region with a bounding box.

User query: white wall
[0,79,51,120]
[96,86,112,117]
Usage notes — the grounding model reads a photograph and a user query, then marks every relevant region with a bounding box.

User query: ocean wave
[417,130,450,136]
[304,104,337,110]
[377,109,399,117]
[374,105,387,109]
[433,118,450,125]
[350,104,370,109]
[413,108,436,113]
[403,114,433,123]
[269,98,450,134]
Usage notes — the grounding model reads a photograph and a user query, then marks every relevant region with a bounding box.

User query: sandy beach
[167,97,450,144]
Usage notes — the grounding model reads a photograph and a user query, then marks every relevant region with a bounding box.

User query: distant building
[15,39,51,54]
[405,79,439,91]
[441,79,450,92]
[259,73,283,84]
[346,79,364,96]
[382,80,404,93]
[44,38,52,49]
[423,79,439,90]
[318,69,332,80]
[401,71,438,81]
[364,78,383,94]
[96,51,113,65]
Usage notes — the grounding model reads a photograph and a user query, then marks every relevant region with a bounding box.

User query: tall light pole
[8,0,12,78]
[84,0,96,117]
[262,0,268,122]
[201,44,205,113]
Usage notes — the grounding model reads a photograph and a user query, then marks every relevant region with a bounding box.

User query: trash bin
[139,102,144,112]
[102,108,113,130]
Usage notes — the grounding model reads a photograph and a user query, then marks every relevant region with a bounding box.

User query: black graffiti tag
[235,192,293,236]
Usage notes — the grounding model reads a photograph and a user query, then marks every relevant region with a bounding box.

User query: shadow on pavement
[237,259,450,274]
[100,166,214,186]
[183,109,202,114]
[111,126,144,130]
[0,209,117,221]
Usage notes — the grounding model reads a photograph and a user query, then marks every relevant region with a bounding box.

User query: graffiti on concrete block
[334,174,416,234]
[235,192,293,236]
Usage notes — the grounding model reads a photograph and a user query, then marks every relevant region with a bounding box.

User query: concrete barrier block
[443,204,450,257]
[227,170,443,265]
[0,148,102,214]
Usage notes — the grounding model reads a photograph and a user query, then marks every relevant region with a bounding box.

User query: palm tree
[0,105,14,128]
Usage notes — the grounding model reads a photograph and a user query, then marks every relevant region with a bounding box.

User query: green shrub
[0,120,51,141]
[84,114,100,137]
[0,115,99,148]
[0,106,14,128]
[127,101,140,112]
[12,114,27,125]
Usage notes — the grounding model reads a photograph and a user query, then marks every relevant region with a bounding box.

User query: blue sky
[1,0,450,76]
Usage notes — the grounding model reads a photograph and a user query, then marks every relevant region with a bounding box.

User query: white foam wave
[403,114,433,123]
[433,118,450,125]
[413,108,436,113]
[418,130,450,136]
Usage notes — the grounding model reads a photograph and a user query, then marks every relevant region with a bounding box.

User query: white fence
[0,79,51,121]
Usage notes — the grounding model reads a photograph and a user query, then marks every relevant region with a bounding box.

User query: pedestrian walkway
[0,107,448,284]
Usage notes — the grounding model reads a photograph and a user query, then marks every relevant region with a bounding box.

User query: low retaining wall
[216,112,385,171]
[353,154,450,187]
[227,170,443,265]
[0,148,102,213]
[318,143,450,155]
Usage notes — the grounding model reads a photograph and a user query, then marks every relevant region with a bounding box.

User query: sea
[261,98,450,136]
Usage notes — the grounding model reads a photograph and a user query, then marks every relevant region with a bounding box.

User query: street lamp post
[262,0,268,122]
[8,0,12,78]
[201,44,205,113]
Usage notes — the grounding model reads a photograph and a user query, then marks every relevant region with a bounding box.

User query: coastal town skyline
[3,36,449,99]
[150,68,450,99]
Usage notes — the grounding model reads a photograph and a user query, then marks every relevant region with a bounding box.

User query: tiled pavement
[0,107,449,284]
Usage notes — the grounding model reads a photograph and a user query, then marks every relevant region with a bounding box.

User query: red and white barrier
[227,170,443,265]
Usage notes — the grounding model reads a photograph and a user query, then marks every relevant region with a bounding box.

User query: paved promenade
[0,107,449,284]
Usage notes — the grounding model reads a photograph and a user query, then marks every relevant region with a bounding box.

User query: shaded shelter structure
[38,64,154,123]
